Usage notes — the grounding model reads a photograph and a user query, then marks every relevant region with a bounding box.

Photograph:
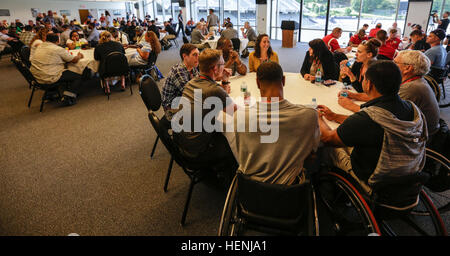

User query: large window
[239,0,256,29]
[270,0,410,43]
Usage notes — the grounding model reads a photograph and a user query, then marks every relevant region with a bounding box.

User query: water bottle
[311,98,317,109]
[240,82,247,93]
[315,68,322,84]
[347,58,356,67]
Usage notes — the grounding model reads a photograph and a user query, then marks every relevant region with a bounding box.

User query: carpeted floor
[0,39,449,236]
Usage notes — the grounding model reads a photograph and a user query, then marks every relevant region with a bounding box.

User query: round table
[67,48,138,74]
[203,36,249,55]
[227,72,362,130]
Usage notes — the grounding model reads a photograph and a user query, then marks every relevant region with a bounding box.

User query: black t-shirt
[149,25,160,39]
[165,25,176,35]
[336,95,414,183]
[438,18,449,31]
[414,38,431,52]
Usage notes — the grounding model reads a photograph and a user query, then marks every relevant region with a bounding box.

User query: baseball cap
[431,28,446,40]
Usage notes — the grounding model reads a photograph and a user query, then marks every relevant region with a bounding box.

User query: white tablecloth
[67,48,138,74]
[227,72,362,130]
[203,36,249,55]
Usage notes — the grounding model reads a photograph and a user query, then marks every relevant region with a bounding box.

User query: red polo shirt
[378,44,396,60]
[323,34,340,52]
[368,28,381,38]
[350,34,368,45]
[386,37,401,50]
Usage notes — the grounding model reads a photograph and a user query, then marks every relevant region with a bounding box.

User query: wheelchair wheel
[317,171,381,236]
[218,176,243,236]
[380,190,447,236]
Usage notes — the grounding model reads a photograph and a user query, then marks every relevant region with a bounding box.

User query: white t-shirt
[30,42,75,84]
[30,39,43,61]
[114,32,129,45]
[66,38,88,48]
[130,42,152,66]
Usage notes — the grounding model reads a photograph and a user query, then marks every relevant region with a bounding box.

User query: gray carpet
[0,39,449,236]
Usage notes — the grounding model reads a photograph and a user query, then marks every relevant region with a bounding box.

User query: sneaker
[61,96,77,106]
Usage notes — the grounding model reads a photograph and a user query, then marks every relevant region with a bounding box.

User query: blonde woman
[94,31,126,91]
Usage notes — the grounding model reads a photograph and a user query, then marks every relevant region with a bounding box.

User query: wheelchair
[218,166,447,236]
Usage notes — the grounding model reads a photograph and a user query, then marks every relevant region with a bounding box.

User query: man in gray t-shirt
[221,23,238,40]
[224,62,320,185]
[424,29,447,69]
[172,49,235,172]
[206,9,219,31]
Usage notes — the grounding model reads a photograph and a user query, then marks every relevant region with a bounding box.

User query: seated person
[160,21,177,46]
[406,30,430,52]
[190,22,212,49]
[220,23,238,40]
[86,22,100,45]
[171,48,237,174]
[376,29,396,60]
[19,25,35,46]
[249,34,279,72]
[66,31,88,50]
[110,27,129,46]
[216,37,247,76]
[323,27,352,53]
[133,27,146,45]
[340,38,380,92]
[0,26,19,55]
[59,25,71,46]
[368,23,382,38]
[240,21,257,56]
[317,60,427,193]
[94,31,126,91]
[162,43,200,120]
[349,29,368,47]
[30,33,84,105]
[337,50,440,141]
[148,20,160,39]
[300,38,339,82]
[129,30,161,67]
[225,62,320,185]
[424,29,447,70]
[386,29,401,50]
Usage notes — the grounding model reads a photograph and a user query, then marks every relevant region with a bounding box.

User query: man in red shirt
[368,23,382,38]
[349,29,368,46]
[323,27,352,53]
[386,29,401,50]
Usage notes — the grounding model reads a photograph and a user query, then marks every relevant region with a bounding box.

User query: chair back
[148,51,158,67]
[231,38,240,52]
[424,74,441,101]
[19,46,31,67]
[234,172,313,234]
[16,60,35,87]
[102,51,129,78]
[139,74,161,112]
[428,66,447,83]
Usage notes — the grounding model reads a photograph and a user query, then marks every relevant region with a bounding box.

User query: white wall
[0,0,128,24]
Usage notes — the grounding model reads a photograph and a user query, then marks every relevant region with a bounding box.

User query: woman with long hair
[129,30,161,66]
[248,34,279,72]
[340,38,381,93]
[29,27,48,60]
[94,31,126,91]
[300,38,339,81]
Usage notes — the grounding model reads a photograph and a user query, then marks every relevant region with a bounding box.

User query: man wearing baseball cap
[424,29,447,69]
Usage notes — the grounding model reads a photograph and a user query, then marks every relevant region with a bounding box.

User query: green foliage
[345,7,352,16]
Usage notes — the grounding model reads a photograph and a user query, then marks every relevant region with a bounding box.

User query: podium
[281,21,299,48]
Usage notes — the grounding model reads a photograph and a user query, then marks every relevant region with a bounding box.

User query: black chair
[131,51,160,82]
[231,38,240,53]
[139,74,167,158]
[18,64,65,112]
[428,66,447,99]
[100,51,132,100]
[19,45,31,67]
[140,81,217,225]
[424,74,441,102]
[169,36,179,48]
[218,172,318,236]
